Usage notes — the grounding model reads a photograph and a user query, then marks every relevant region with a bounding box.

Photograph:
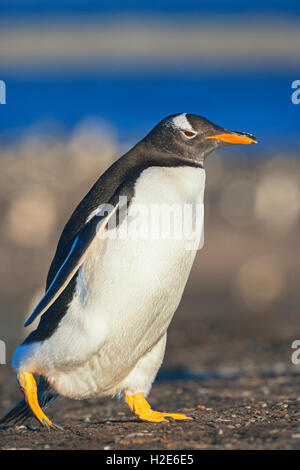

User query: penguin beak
[204,131,257,145]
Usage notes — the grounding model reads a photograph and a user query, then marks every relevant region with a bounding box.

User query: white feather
[171,113,194,131]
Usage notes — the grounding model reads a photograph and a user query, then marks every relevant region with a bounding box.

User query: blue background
[0,1,299,151]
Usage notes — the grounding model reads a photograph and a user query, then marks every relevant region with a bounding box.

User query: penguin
[0,113,257,428]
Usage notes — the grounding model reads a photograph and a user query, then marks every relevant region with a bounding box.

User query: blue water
[0,1,299,152]
[0,74,299,152]
[1,0,299,16]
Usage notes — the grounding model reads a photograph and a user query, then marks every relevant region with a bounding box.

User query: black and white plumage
[1,113,257,426]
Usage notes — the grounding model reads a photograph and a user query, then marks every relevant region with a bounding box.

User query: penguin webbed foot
[17,372,61,430]
[125,392,194,423]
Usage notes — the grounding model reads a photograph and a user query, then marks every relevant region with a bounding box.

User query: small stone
[124,432,147,439]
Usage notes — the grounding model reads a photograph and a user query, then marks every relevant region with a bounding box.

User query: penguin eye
[182,130,197,139]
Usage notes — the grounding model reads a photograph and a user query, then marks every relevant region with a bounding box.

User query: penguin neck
[124,142,206,204]
[121,140,204,171]
[98,141,206,207]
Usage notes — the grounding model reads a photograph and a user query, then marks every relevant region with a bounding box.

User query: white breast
[17,166,206,398]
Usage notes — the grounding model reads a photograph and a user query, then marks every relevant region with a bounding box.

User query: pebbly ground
[1,374,300,450]
[1,297,300,450]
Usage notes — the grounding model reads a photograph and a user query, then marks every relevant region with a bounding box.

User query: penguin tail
[0,377,58,427]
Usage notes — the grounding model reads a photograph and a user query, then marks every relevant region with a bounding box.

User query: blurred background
[0,0,300,377]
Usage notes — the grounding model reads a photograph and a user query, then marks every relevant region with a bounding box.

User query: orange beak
[204,133,257,145]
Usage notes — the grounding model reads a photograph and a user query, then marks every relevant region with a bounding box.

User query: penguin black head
[144,113,257,166]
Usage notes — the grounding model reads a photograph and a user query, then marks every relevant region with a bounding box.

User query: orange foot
[18,372,61,430]
[125,392,195,423]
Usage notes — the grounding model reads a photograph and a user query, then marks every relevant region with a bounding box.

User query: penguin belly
[13,166,205,399]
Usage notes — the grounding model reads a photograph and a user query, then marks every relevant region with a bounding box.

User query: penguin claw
[42,419,51,431]
[186,413,197,419]
[165,416,176,422]
[53,423,63,431]
[42,418,62,431]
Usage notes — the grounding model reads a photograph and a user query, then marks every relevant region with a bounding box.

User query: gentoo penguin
[0,113,257,428]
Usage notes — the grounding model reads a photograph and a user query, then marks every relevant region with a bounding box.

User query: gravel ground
[1,373,300,450]
[1,301,300,450]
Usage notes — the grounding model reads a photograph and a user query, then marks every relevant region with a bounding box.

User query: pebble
[124,432,148,439]
[270,429,279,434]
[2,448,32,451]
[207,422,219,429]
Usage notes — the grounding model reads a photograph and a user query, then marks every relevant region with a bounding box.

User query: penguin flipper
[24,203,119,327]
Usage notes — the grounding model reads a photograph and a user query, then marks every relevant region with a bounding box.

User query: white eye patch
[172,113,195,132]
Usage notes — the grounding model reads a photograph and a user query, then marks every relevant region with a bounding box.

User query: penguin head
[145,113,257,165]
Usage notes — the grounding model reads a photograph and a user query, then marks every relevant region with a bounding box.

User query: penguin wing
[24,203,119,327]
